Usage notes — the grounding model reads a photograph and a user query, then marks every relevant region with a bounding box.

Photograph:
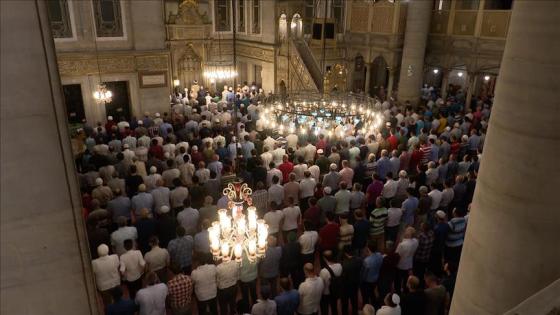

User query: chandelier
[261,92,384,138]
[93,83,112,104]
[208,181,268,263]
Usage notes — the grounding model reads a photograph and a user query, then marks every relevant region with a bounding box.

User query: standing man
[361,242,383,306]
[340,245,362,315]
[135,272,168,315]
[275,277,300,315]
[319,250,342,315]
[216,259,239,315]
[191,255,218,315]
[297,263,324,315]
[167,226,194,274]
[167,264,193,315]
[92,244,121,306]
[119,239,146,299]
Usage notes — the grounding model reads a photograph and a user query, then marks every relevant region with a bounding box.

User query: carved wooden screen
[47,0,73,38]
[93,0,124,37]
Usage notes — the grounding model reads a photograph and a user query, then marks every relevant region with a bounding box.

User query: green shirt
[239,254,258,282]
[369,207,388,236]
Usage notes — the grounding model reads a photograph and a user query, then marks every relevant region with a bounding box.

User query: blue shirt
[131,192,154,215]
[401,196,419,226]
[107,196,132,221]
[376,157,391,180]
[106,298,136,315]
[259,246,282,278]
[362,252,383,283]
[274,289,300,315]
[168,235,194,268]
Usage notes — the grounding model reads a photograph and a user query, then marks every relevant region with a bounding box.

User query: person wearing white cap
[144,166,162,191]
[92,177,113,208]
[322,163,341,192]
[91,244,121,305]
[153,112,163,126]
[376,293,401,315]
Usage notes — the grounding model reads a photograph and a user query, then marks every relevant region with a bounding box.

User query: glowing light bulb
[457,72,464,77]
[484,75,490,81]
[433,69,439,74]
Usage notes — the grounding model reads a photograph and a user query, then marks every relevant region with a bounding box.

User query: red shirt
[409,149,422,172]
[278,162,294,183]
[319,222,340,250]
[388,135,399,151]
[148,145,164,160]
[366,180,384,205]
[450,142,460,155]
[304,205,321,229]
[316,139,327,151]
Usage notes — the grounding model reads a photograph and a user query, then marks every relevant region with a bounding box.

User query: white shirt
[298,277,324,314]
[282,206,301,231]
[300,178,316,199]
[377,305,402,315]
[382,179,398,199]
[396,238,419,270]
[428,189,443,210]
[135,283,168,315]
[111,226,138,256]
[216,260,239,289]
[304,144,317,162]
[264,210,285,234]
[440,188,454,207]
[268,184,284,206]
[293,164,308,181]
[334,189,351,214]
[144,246,169,272]
[308,165,320,183]
[170,186,189,209]
[267,168,283,187]
[191,264,217,301]
[299,231,319,254]
[251,299,277,315]
[286,134,299,150]
[260,152,273,169]
[120,250,146,281]
[272,148,286,166]
[319,263,342,295]
[92,254,121,291]
[387,207,403,228]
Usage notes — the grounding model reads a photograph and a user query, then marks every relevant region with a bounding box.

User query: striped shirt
[445,217,467,247]
[369,207,388,236]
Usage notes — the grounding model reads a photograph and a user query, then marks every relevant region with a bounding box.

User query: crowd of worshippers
[76,81,490,315]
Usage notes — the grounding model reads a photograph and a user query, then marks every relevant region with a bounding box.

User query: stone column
[364,63,371,96]
[451,2,560,315]
[465,72,477,108]
[386,68,395,99]
[1,1,98,314]
[440,69,450,100]
[397,0,432,105]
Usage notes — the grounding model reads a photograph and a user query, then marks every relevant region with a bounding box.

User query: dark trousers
[385,225,399,243]
[445,245,463,264]
[197,297,218,315]
[240,280,257,307]
[321,294,338,315]
[125,278,143,299]
[360,281,377,306]
[394,269,410,294]
[261,276,278,297]
[218,285,237,315]
[340,285,359,315]
[413,260,428,288]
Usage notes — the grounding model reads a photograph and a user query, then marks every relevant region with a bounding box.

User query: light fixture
[433,68,439,74]
[262,92,382,138]
[484,75,490,81]
[173,79,180,87]
[92,23,112,104]
[208,181,268,264]
[457,71,464,77]
[93,84,112,103]
[203,63,238,81]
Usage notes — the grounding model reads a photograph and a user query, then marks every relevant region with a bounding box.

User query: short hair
[367,241,378,253]
[272,175,280,184]
[354,209,364,218]
[183,198,191,207]
[110,286,124,301]
[176,226,186,237]
[260,284,271,300]
[144,271,159,286]
[279,277,291,291]
[326,211,335,221]
[149,236,159,247]
[303,220,313,231]
[123,239,133,251]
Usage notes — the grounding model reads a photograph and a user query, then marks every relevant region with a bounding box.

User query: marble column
[397,0,432,105]
[386,68,395,99]
[465,72,477,108]
[1,1,98,314]
[440,69,450,100]
[451,1,560,315]
[364,63,371,96]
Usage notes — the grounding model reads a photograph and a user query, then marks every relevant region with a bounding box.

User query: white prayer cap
[445,126,451,131]
[323,187,332,195]
[95,177,103,186]
[228,87,233,91]
[160,205,170,214]
[150,166,157,174]
[164,152,170,159]
[107,116,113,121]
[97,244,109,257]
[137,120,143,125]
[391,294,401,305]
[419,186,428,194]
[436,210,447,219]
[461,135,469,141]
[155,112,161,118]
[317,149,324,154]
[330,163,338,171]
[138,184,147,192]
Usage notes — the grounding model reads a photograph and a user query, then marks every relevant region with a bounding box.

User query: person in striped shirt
[369,197,388,252]
[445,207,468,264]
